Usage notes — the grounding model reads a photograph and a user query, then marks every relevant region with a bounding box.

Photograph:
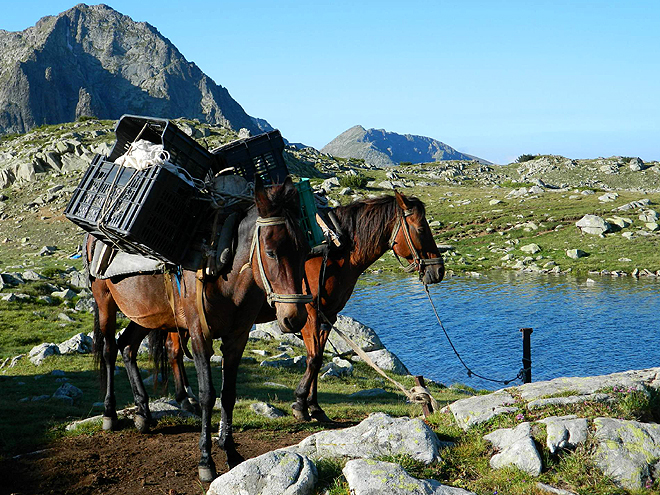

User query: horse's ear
[254,176,269,216]
[394,190,409,210]
[283,175,295,193]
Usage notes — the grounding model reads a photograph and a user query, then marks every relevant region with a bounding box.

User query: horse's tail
[92,300,107,393]
[148,330,169,391]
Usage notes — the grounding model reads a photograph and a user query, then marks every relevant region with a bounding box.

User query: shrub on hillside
[516,154,537,163]
[339,174,369,189]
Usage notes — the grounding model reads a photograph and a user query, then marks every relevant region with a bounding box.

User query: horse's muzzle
[276,303,309,334]
[422,258,444,285]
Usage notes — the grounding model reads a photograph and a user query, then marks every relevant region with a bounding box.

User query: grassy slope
[2,122,660,493]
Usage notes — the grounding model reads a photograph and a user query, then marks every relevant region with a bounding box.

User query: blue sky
[4,1,659,164]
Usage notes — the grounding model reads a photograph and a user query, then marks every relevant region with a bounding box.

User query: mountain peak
[0,5,264,136]
[322,126,489,166]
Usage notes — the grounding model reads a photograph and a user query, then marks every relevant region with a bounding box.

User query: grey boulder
[484,422,542,476]
[29,343,61,365]
[353,348,409,375]
[343,459,475,495]
[538,415,588,454]
[282,412,442,464]
[251,401,286,419]
[58,333,93,354]
[575,215,611,235]
[327,314,384,355]
[207,450,317,495]
[593,417,660,490]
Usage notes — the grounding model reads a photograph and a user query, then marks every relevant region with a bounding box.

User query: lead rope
[423,284,525,385]
[318,310,438,411]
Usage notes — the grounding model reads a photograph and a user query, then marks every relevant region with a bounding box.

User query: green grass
[2,296,659,493]
[0,298,94,357]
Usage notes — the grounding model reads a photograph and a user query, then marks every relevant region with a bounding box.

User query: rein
[390,205,444,278]
[243,216,313,307]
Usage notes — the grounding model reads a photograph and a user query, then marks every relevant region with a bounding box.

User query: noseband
[246,216,313,307]
[389,206,443,278]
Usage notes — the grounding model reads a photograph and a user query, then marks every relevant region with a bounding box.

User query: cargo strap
[390,205,443,278]
[163,271,195,359]
[195,269,213,354]
[242,217,313,307]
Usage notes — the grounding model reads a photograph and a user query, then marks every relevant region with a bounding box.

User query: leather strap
[196,269,213,353]
[242,217,313,307]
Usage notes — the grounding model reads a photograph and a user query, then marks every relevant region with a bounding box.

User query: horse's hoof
[198,465,217,482]
[291,403,311,422]
[102,416,117,431]
[134,414,150,433]
[226,451,245,469]
[181,398,201,416]
[310,409,333,423]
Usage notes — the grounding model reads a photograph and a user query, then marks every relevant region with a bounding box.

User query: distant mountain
[321,125,490,167]
[0,4,266,136]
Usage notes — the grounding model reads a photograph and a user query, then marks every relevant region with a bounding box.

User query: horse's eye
[265,250,276,260]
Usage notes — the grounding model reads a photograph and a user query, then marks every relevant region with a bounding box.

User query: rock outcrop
[0,4,264,136]
[321,125,489,167]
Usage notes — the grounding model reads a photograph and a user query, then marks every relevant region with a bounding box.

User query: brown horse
[90,177,311,481]
[164,190,444,426]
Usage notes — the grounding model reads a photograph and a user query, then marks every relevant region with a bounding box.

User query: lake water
[341,271,660,390]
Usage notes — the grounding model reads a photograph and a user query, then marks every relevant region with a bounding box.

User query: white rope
[319,311,438,410]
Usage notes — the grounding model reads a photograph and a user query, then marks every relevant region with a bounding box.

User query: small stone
[250,401,286,419]
[566,249,587,259]
[520,243,541,254]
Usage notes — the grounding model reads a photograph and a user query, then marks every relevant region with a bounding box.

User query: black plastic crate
[212,130,289,184]
[65,155,205,265]
[109,115,217,181]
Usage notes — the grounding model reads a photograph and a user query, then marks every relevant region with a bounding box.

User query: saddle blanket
[88,238,164,279]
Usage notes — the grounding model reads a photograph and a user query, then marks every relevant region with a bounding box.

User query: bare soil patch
[1,424,316,495]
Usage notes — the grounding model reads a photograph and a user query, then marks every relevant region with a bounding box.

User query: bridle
[245,216,314,307]
[389,205,444,280]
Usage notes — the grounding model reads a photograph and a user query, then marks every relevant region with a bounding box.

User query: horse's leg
[189,327,217,482]
[92,279,119,430]
[117,322,152,433]
[292,308,325,421]
[217,331,249,469]
[167,332,200,414]
[306,320,333,422]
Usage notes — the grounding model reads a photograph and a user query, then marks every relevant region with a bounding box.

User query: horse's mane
[332,194,426,259]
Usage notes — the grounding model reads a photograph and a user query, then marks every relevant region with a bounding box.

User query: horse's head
[390,191,445,285]
[252,176,311,333]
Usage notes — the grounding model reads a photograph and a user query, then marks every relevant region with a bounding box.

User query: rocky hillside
[321,125,489,167]
[0,4,264,136]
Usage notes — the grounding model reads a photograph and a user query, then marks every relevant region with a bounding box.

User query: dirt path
[1,425,317,495]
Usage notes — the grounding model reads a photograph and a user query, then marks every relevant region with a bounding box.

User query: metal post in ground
[520,327,533,383]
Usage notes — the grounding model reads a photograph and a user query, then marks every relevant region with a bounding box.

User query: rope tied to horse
[318,311,439,410]
[423,283,526,386]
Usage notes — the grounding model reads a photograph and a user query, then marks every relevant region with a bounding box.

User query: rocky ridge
[321,125,489,168]
[0,4,264,136]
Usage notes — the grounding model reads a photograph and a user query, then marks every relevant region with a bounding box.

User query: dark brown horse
[165,190,444,426]
[90,177,311,481]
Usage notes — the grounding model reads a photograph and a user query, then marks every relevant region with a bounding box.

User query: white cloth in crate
[114,139,195,186]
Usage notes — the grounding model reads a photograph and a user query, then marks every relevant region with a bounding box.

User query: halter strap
[390,205,443,279]
[245,216,313,307]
